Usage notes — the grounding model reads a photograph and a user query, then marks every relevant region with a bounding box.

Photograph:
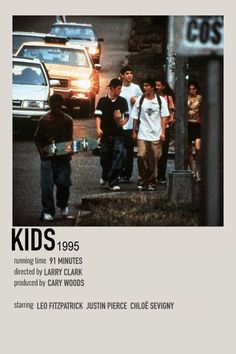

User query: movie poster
[1,3,235,354]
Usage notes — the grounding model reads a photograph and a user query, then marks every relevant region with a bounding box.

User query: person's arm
[118,113,129,126]
[95,116,103,138]
[35,140,46,157]
[167,96,175,125]
[116,98,129,127]
[130,87,143,106]
[94,100,103,138]
[160,116,168,142]
[132,118,138,140]
[131,99,139,140]
[160,97,170,141]
[34,119,47,157]
[196,95,202,123]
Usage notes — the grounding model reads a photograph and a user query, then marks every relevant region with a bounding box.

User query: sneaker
[100,178,107,186]
[194,172,202,182]
[147,185,156,191]
[120,177,131,183]
[194,176,202,182]
[109,185,120,191]
[60,207,69,217]
[42,213,53,221]
[158,179,167,185]
[137,180,144,190]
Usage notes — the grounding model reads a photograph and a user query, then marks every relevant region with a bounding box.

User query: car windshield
[50,25,96,41]
[18,46,90,67]
[12,63,47,86]
[13,34,45,53]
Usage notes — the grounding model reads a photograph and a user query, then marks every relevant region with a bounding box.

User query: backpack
[137,93,162,130]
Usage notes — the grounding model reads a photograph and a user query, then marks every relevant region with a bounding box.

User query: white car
[12,57,58,132]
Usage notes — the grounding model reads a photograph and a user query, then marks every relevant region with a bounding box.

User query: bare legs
[188,138,201,181]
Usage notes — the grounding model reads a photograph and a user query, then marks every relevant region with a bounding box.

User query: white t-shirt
[120,82,143,130]
[131,95,169,141]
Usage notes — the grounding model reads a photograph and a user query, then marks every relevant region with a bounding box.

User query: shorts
[188,122,201,143]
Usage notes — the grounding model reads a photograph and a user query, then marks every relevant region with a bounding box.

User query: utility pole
[168,17,194,203]
[201,57,223,225]
[166,16,176,90]
[168,16,223,225]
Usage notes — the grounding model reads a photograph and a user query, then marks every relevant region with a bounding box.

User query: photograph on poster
[12,15,223,227]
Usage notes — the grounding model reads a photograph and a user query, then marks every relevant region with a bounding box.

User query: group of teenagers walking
[34,65,202,221]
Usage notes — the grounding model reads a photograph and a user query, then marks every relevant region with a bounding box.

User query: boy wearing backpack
[131,78,169,190]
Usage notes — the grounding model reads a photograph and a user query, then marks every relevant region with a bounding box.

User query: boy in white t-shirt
[131,78,169,190]
[120,66,142,182]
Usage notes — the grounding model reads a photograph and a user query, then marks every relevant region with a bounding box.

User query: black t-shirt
[95,95,129,137]
[34,111,73,148]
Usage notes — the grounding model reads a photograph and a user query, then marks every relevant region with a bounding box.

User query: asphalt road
[13,16,135,226]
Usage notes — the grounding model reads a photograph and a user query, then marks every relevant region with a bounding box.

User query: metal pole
[166,16,176,90]
[175,56,188,170]
[168,55,194,203]
[201,58,223,225]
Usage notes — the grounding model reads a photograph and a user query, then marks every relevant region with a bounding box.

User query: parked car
[12,56,58,132]
[49,22,104,63]
[13,31,47,54]
[16,35,101,116]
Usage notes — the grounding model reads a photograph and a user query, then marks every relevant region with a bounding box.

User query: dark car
[49,22,104,63]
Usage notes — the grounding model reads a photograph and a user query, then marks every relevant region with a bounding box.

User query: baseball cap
[107,78,122,88]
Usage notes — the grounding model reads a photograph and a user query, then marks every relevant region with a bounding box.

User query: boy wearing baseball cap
[95,78,129,191]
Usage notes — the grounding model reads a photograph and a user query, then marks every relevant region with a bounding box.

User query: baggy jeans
[137,139,162,187]
[40,157,71,216]
[100,136,124,187]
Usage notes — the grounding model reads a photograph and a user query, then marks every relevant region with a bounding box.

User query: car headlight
[71,79,91,90]
[89,47,99,56]
[22,100,49,109]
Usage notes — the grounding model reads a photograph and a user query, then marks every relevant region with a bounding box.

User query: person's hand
[130,96,137,105]
[114,110,122,120]
[160,131,165,142]
[117,118,128,127]
[40,147,49,157]
[96,128,103,138]
[168,114,175,127]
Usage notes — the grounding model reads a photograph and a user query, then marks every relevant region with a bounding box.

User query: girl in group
[187,81,202,182]
[155,78,175,185]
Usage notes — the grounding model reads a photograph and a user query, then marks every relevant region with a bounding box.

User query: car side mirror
[94,64,101,71]
[50,79,60,86]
